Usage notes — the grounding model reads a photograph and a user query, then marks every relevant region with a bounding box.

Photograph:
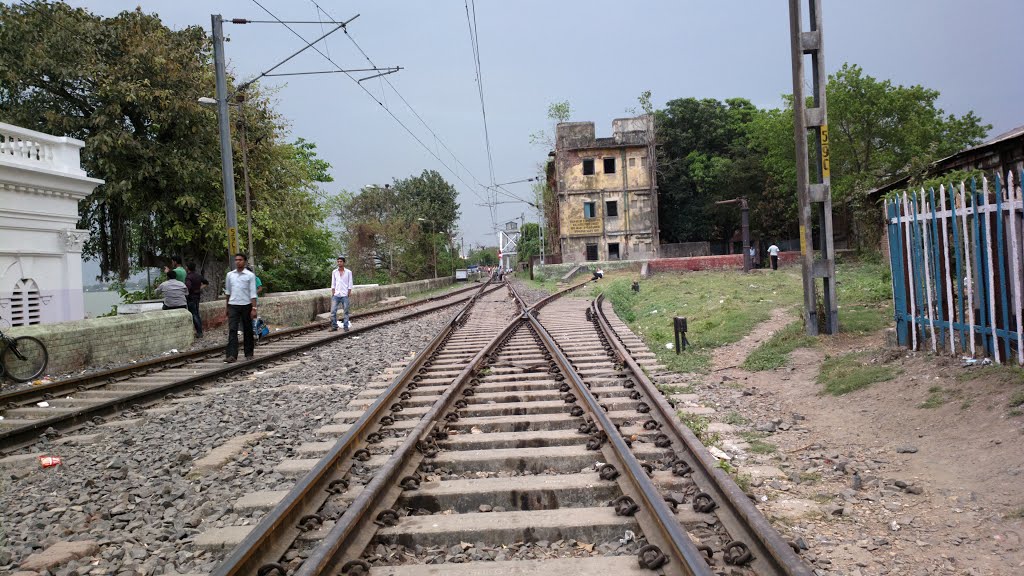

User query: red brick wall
[649,252,800,273]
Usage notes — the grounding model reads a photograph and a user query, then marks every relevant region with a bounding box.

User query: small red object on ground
[39,455,62,468]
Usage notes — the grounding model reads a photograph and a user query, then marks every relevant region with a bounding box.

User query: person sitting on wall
[591,267,604,281]
[156,270,188,311]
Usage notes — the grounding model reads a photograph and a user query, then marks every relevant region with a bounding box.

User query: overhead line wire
[308,0,491,194]
[249,0,492,208]
[308,0,500,231]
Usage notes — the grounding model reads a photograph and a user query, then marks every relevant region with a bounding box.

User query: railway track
[207,283,810,576]
[0,282,492,454]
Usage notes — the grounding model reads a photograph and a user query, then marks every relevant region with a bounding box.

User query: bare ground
[660,310,1024,575]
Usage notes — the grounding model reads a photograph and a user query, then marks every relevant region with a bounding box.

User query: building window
[608,242,620,260]
[583,201,596,219]
[10,278,41,326]
[582,158,595,175]
[603,157,616,174]
[640,156,648,169]
[606,200,618,217]
[586,244,599,261]
[628,157,636,168]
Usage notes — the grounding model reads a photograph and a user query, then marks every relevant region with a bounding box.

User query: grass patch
[739,431,778,454]
[835,259,894,334]
[657,383,695,395]
[598,268,804,374]
[677,412,721,446]
[800,472,822,484]
[919,386,948,409]
[1005,507,1024,520]
[818,351,901,395]
[956,365,1024,384]
[1010,409,1024,417]
[592,260,894,377]
[724,411,749,426]
[742,319,816,371]
[1010,391,1024,409]
[747,438,778,454]
[734,472,753,493]
[960,398,973,411]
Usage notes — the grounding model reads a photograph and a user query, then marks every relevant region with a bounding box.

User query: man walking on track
[768,242,781,270]
[224,253,258,363]
[331,256,354,332]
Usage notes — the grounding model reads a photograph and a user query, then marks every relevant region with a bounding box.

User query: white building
[0,122,103,326]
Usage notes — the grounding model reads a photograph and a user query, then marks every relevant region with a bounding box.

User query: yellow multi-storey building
[554,116,659,262]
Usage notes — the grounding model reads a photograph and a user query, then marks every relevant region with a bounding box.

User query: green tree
[467,247,498,267]
[0,1,335,288]
[654,97,766,245]
[517,223,541,264]
[827,63,989,247]
[337,170,461,282]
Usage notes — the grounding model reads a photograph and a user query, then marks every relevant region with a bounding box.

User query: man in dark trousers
[224,253,258,363]
[185,262,208,338]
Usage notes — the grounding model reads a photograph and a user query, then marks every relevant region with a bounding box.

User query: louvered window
[10,279,41,326]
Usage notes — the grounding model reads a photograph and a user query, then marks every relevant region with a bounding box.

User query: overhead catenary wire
[308,0,501,231]
[249,0,493,209]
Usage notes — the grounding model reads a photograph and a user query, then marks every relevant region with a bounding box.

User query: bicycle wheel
[2,336,48,382]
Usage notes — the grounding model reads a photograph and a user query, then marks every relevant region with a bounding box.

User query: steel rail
[0,284,497,454]
[292,314,524,575]
[526,311,715,575]
[0,283,482,407]
[592,295,812,576]
[211,281,502,576]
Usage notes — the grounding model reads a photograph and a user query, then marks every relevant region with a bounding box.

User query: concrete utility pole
[212,14,239,267]
[715,198,750,272]
[789,0,838,335]
[237,94,255,269]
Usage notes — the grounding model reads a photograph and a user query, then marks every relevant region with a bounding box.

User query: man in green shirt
[164,256,186,282]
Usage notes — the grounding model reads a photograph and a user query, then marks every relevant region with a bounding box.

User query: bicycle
[0,328,49,384]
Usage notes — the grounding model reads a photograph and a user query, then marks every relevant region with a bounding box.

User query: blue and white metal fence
[885,172,1024,365]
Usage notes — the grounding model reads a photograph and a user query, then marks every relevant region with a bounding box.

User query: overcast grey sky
[66,0,1023,251]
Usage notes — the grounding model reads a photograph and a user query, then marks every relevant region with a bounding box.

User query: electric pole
[212,14,239,267]
[789,0,838,335]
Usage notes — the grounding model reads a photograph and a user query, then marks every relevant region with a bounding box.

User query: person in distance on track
[224,253,258,363]
[330,256,354,332]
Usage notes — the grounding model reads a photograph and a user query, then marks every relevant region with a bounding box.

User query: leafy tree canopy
[337,170,462,283]
[0,1,337,289]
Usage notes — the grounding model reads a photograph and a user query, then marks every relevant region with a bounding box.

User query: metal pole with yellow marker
[212,14,240,267]
[789,0,838,335]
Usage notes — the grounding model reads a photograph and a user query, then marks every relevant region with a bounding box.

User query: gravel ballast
[0,311,457,575]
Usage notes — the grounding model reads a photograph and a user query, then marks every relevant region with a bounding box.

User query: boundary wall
[648,252,800,273]
[533,253,800,280]
[6,277,454,377]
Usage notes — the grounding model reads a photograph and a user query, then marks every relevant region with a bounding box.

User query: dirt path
[710,307,794,372]
[676,314,1024,576]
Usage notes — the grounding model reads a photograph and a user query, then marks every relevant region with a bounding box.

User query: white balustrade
[0,122,89,176]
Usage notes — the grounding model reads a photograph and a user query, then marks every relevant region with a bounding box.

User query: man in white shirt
[768,243,781,270]
[330,256,354,332]
[224,253,258,362]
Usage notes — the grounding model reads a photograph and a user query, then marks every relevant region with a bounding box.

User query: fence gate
[885,172,1024,365]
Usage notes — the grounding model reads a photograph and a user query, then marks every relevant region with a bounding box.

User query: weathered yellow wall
[561,147,650,192]
[555,135,656,261]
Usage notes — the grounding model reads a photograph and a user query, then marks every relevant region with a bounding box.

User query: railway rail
[208,282,810,576]
[0,282,491,454]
